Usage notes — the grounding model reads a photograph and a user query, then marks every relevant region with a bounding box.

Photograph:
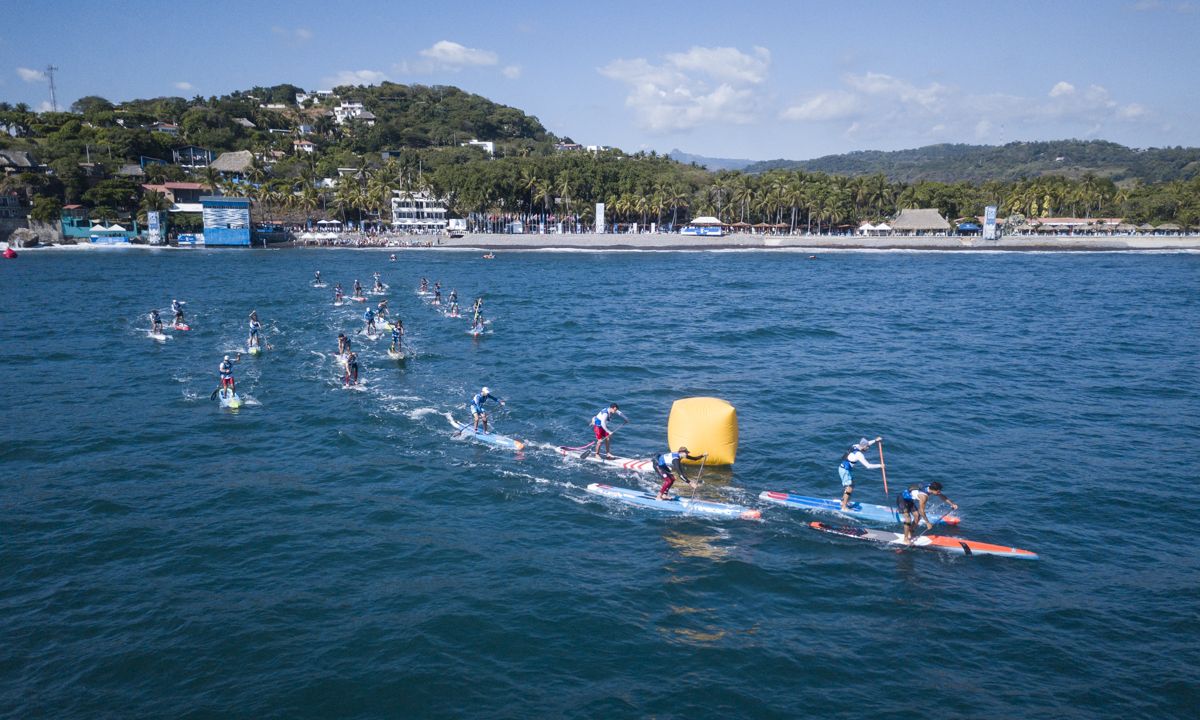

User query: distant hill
[667,149,755,172]
[742,140,1200,184]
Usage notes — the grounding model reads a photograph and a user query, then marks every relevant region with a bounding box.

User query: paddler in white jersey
[171,299,185,325]
[313,270,322,285]
[838,437,882,511]
[653,447,705,501]
[149,309,163,333]
[897,482,958,543]
[219,353,242,392]
[584,404,626,459]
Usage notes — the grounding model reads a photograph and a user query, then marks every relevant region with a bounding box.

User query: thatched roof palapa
[890,208,950,231]
[211,150,254,173]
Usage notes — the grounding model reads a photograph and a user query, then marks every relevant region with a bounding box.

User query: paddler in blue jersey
[149,309,163,333]
[313,270,322,285]
[390,319,404,355]
[584,403,626,459]
[897,482,958,544]
[471,386,505,432]
[343,351,359,386]
[363,307,377,335]
[248,311,261,348]
[839,437,882,511]
[353,279,364,298]
[654,447,706,501]
[433,287,442,305]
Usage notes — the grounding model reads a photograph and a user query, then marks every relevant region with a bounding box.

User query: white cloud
[175,81,193,91]
[17,67,44,82]
[781,72,1155,147]
[419,40,498,68]
[663,46,770,85]
[325,69,388,87]
[502,65,521,79]
[599,46,772,132]
[37,101,53,112]
[1049,81,1075,97]
[781,91,860,121]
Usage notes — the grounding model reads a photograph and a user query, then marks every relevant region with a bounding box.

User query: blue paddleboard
[588,483,761,520]
[759,491,958,526]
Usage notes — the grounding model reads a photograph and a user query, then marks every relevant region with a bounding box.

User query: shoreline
[6,233,1199,253]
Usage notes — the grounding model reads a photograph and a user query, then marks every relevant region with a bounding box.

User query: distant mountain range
[666,149,756,172]
[671,141,1200,184]
[746,140,1200,184]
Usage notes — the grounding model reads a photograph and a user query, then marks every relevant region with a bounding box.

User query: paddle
[581,417,628,459]
[876,436,889,496]
[210,387,221,401]
[688,453,709,501]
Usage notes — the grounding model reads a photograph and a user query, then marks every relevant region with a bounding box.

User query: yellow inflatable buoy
[667,397,738,465]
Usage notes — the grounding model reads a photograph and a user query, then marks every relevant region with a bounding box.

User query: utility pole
[45,64,59,112]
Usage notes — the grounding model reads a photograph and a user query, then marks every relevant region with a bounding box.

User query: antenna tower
[46,64,59,112]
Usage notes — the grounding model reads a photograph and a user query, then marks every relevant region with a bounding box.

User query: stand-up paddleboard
[760,491,959,526]
[380,321,394,331]
[313,282,327,288]
[333,299,344,307]
[352,296,367,303]
[450,418,525,451]
[147,330,171,342]
[218,389,242,409]
[363,331,379,341]
[248,345,263,356]
[557,447,654,473]
[586,483,761,520]
[387,348,405,361]
[174,323,191,331]
[808,522,1038,560]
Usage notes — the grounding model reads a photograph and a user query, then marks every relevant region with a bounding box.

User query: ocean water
[2,247,1198,719]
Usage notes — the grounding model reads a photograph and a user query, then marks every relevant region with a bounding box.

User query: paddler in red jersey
[897,482,958,543]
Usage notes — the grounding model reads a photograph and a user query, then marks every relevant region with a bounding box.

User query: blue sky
[2,0,1198,160]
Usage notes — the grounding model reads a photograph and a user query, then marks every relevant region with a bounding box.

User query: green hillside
[744,140,1200,184]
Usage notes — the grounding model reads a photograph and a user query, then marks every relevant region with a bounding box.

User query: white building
[461,139,494,156]
[391,190,448,232]
[334,102,366,124]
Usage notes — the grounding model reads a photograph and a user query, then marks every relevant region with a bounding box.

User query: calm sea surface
[2,248,1198,719]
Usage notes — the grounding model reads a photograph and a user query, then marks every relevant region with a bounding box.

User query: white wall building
[391,190,448,232]
[334,102,366,124]
[461,139,494,156]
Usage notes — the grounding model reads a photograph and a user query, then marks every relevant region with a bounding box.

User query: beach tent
[957,222,982,233]
[874,222,891,233]
[108,224,127,231]
[689,216,722,226]
[858,222,876,235]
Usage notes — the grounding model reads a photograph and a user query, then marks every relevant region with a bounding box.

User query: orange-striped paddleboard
[808,522,1038,560]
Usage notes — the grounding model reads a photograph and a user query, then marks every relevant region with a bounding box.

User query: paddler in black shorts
[897,482,958,543]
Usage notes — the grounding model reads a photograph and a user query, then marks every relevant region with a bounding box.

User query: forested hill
[743,140,1200,184]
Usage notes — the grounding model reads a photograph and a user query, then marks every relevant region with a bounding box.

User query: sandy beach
[435,232,1200,252]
